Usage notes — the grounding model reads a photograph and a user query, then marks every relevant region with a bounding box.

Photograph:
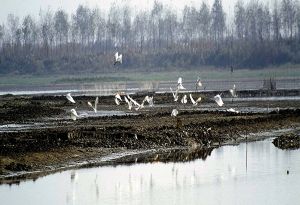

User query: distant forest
[1,0,300,75]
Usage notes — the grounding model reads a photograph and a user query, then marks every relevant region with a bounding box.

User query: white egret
[115,93,122,101]
[177,77,186,90]
[170,87,179,102]
[66,93,75,104]
[115,93,122,106]
[115,97,120,105]
[88,97,99,113]
[70,109,79,121]
[227,108,239,113]
[196,77,202,88]
[171,109,178,117]
[141,96,154,107]
[127,95,141,110]
[181,94,187,104]
[114,52,122,65]
[124,96,133,110]
[189,94,201,106]
[214,94,224,106]
[148,96,154,107]
[229,84,237,98]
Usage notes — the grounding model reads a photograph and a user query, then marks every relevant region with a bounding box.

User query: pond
[1,137,299,205]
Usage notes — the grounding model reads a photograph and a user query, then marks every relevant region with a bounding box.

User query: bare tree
[150,1,163,50]
[0,1,300,74]
[7,14,20,46]
[281,0,297,38]
[198,2,211,41]
[133,12,147,52]
[235,1,246,40]
[211,0,226,43]
[54,9,69,50]
[272,0,282,41]
[39,9,55,57]
[0,24,4,51]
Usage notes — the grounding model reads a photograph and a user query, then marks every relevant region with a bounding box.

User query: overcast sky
[1,0,274,24]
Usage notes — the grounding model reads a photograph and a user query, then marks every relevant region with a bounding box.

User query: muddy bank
[0,92,300,183]
[273,132,300,149]
[0,146,215,185]
[0,89,299,123]
[1,109,299,181]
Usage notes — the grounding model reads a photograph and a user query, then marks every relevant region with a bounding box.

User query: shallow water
[0,110,136,132]
[1,137,300,205]
[76,110,137,118]
[223,96,300,101]
[1,78,299,96]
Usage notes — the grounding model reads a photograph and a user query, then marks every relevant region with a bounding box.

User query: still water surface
[1,138,300,205]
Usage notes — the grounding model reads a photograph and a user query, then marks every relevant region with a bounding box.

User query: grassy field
[0,67,300,87]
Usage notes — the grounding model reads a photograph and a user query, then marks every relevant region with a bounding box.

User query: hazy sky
[0,0,273,24]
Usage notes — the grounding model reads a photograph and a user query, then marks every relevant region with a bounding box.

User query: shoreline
[1,127,298,185]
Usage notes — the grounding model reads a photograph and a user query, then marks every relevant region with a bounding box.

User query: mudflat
[0,91,299,183]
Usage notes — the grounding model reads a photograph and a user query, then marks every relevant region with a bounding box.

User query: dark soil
[273,132,300,149]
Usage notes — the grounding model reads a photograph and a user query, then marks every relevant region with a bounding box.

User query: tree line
[0,0,300,75]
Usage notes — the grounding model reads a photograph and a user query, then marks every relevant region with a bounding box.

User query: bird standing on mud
[214,94,224,106]
[171,109,178,117]
[196,77,202,90]
[141,96,154,107]
[181,95,187,104]
[177,77,186,90]
[70,109,79,121]
[229,84,237,98]
[227,108,239,113]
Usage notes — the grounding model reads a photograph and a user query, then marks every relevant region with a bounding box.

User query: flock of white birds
[168,77,238,117]
[66,52,239,120]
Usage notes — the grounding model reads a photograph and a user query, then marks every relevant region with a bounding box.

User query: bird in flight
[115,93,122,105]
[88,97,99,113]
[190,94,201,106]
[124,96,133,110]
[66,93,75,104]
[127,95,141,110]
[114,52,122,65]
[170,87,179,102]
